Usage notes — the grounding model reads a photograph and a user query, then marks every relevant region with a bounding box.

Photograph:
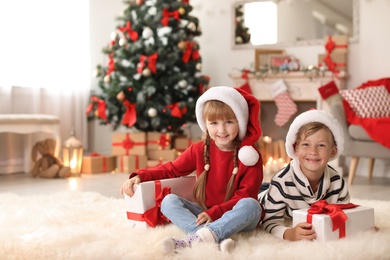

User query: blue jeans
[160,194,262,243]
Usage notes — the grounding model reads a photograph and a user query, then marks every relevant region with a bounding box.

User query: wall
[89,0,390,178]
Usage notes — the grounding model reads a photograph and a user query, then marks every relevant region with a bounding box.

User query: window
[0,0,90,90]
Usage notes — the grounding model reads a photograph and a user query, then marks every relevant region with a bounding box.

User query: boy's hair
[294,122,337,147]
[193,100,240,209]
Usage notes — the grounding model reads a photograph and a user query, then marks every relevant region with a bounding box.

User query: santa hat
[195,86,262,166]
[285,109,344,161]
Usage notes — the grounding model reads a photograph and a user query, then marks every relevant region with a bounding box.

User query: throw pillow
[340,85,390,118]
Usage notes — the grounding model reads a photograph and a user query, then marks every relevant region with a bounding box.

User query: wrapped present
[292,200,375,241]
[147,149,178,161]
[174,136,202,153]
[116,155,147,173]
[318,53,348,72]
[147,159,169,168]
[146,132,172,150]
[112,132,146,156]
[81,153,116,173]
[324,35,348,54]
[124,176,196,228]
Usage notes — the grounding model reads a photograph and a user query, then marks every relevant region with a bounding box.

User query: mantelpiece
[229,71,346,107]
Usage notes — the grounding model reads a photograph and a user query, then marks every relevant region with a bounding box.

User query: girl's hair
[295,122,337,147]
[193,100,240,209]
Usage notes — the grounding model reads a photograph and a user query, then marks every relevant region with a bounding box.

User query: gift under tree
[86,0,210,134]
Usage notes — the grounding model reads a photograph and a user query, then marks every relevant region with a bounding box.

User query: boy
[259,109,350,241]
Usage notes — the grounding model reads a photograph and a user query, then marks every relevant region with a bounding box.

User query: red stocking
[271,80,298,127]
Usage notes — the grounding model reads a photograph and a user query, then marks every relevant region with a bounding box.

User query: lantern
[63,128,83,176]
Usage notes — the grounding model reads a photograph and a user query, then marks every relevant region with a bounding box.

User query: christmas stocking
[271,79,298,127]
[318,80,341,106]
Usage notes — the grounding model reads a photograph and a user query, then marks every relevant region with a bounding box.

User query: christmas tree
[87,0,210,134]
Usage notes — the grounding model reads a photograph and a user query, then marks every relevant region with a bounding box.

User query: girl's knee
[161,194,179,213]
[237,198,262,214]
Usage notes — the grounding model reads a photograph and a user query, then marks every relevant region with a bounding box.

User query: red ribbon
[112,133,146,155]
[181,42,200,63]
[85,96,107,121]
[147,133,170,149]
[166,103,187,118]
[161,9,180,26]
[137,53,158,74]
[126,180,171,227]
[241,69,250,80]
[119,21,139,42]
[306,200,358,238]
[107,53,115,75]
[325,36,348,53]
[122,100,137,127]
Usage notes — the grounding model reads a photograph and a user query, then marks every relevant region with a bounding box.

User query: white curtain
[0,0,90,174]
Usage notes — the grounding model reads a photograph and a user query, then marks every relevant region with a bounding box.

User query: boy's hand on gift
[120,176,141,196]
[196,212,212,226]
[284,222,316,241]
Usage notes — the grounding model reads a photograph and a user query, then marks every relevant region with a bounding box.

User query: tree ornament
[196,63,202,71]
[178,7,186,15]
[178,41,187,50]
[142,68,151,77]
[119,37,127,46]
[178,79,188,88]
[187,22,196,32]
[235,36,243,44]
[110,31,117,40]
[148,107,157,117]
[104,74,111,83]
[117,91,125,101]
[136,0,143,5]
[142,27,154,39]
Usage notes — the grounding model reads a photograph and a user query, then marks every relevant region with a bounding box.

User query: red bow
[137,53,158,74]
[126,180,171,227]
[307,200,358,238]
[112,133,146,155]
[85,96,107,121]
[166,103,187,118]
[122,100,137,127]
[325,36,348,53]
[181,42,200,63]
[241,69,250,80]
[119,21,139,42]
[161,9,180,26]
[107,53,115,75]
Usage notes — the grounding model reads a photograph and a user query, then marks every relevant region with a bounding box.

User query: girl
[120,86,264,254]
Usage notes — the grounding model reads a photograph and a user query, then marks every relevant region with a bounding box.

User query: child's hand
[120,176,141,196]
[283,222,316,241]
[196,212,212,226]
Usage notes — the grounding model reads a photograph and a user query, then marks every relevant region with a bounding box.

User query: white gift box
[293,205,375,241]
[124,176,196,228]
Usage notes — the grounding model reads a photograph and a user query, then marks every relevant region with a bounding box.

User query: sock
[161,228,215,255]
[318,80,342,106]
[271,79,298,127]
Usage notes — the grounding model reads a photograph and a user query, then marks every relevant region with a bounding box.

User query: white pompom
[238,146,259,166]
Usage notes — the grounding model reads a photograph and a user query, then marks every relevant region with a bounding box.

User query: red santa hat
[195,86,262,166]
[285,109,344,161]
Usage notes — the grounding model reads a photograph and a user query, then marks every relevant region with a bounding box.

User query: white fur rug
[1,192,390,260]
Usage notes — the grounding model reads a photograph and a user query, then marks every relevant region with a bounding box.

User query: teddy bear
[30,138,71,178]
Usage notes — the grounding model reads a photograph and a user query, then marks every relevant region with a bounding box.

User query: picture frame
[269,54,300,71]
[254,49,285,71]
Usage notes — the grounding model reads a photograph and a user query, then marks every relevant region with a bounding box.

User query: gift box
[174,136,202,153]
[324,35,348,54]
[81,154,116,173]
[112,132,146,156]
[318,53,348,72]
[147,149,178,161]
[146,132,172,151]
[147,159,169,168]
[124,176,196,228]
[116,155,147,173]
[293,202,375,241]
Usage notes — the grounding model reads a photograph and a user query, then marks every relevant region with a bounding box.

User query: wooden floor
[0,172,389,201]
